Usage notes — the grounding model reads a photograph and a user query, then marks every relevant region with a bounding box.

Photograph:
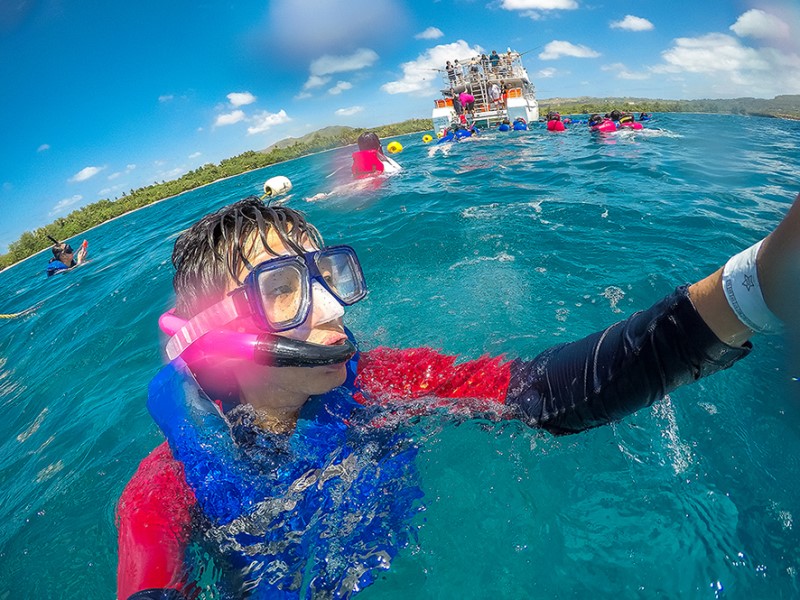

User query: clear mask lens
[316,250,365,304]
[255,261,307,329]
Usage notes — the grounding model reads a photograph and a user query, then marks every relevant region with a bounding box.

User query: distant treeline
[0,118,430,270]
[539,94,800,120]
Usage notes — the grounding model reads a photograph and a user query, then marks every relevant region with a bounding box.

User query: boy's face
[228,227,350,402]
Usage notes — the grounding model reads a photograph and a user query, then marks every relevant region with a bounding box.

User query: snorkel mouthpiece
[254,335,356,367]
[160,309,356,368]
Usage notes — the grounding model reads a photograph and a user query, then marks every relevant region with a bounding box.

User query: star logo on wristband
[742,274,755,291]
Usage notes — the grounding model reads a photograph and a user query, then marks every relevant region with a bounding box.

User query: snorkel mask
[160,245,367,368]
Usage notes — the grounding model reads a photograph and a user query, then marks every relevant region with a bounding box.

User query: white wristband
[721,239,782,333]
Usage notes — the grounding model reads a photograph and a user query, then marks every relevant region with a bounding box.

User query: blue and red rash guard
[116,286,749,599]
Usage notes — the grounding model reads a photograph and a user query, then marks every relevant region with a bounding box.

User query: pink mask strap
[165,295,240,360]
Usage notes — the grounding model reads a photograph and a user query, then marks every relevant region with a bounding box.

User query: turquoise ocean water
[1,113,799,598]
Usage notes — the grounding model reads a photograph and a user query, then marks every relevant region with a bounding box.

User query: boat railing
[439,53,528,89]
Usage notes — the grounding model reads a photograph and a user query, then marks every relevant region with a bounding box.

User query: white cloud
[610,15,654,32]
[328,81,353,95]
[189,152,202,159]
[730,9,790,41]
[158,94,174,103]
[108,164,136,180]
[658,33,768,74]
[537,67,557,78]
[310,48,379,76]
[302,48,378,91]
[336,106,364,116]
[37,144,50,152]
[98,184,124,197]
[654,33,800,96]
[602,62,650,80]
[539,40,600,60]
[382,40,483,95]
[415,27,443,40]
[215,110,246,127]
[227,91,257,107]
[521,10,545,20]
[295,91,313,100]
[303,75,331,90]
[247,109,291,135]
[69,166,105,183]
[501,0,577,10]
[50,195,82,216]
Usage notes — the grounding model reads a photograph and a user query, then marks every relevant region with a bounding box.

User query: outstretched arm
[508,192,800,434]
[357,193,799,434]
[690,192,800,346]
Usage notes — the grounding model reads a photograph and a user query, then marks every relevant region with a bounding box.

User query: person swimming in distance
[497,118,511,132]
[45,236,88,277]
[117,193,800,599]
[351,131,401,178]
[546,112,565,132]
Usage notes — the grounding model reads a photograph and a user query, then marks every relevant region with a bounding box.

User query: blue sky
[2,0,799,253]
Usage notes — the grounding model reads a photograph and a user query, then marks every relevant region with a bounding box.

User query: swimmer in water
[45,236,88,277]
[117,193,800,599]
[351,131,401,178]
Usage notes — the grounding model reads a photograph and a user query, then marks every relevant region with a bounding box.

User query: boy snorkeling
[117,193,800,599]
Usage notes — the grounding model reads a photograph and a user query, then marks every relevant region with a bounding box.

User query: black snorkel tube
[253,333,356,367]
[159,311,357,369]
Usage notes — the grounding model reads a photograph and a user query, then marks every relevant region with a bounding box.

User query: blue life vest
[147,347,423,598]
[437,132,455,144]
[46,260,70,277]
[454,129,472,139]
[497,124,510,132]
[512,121,528,131]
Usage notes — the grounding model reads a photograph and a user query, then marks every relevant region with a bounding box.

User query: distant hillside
[538,94,800,119]
[263,126,357,152]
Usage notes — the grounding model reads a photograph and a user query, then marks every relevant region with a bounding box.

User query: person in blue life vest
[117,193,800,599]
[497,117,511,132]
[45,237,87,276]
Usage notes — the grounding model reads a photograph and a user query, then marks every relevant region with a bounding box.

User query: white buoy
[263,176,292,198]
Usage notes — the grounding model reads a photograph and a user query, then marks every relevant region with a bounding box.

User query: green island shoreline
[3,93,799,271]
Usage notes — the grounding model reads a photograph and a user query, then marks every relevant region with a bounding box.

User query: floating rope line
[0,304,41,319]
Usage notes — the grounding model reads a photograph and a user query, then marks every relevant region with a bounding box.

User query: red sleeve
[116,441,196,599]
[355,347,512,409]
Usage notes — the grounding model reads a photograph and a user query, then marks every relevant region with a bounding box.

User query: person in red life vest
[617,110,644,129]
[350,132,400,178]
[588,113,617,132]
[546,112,566,132]
[117,193,800,599]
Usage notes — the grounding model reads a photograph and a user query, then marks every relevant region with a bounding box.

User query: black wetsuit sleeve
[505,286,751,435]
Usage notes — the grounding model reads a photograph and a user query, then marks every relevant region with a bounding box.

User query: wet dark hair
[588,114,603,126]
[357,132,382,152]
[172,197,324,318]
[610,110,622,121]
